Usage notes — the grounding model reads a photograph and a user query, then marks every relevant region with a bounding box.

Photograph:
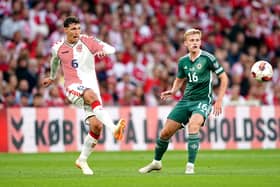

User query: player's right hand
[95,51,107,58]
[160,90,173,100]
[42,77,54,87]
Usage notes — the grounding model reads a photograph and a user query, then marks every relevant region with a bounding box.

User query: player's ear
[183,40,188,47]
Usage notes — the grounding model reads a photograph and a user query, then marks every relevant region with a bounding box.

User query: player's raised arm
[100,40,116,54]
[93,38,116,58]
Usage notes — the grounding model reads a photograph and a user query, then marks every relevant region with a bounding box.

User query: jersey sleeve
[95,38,116,54]
[82,35,116,54]
[49,48,60,80]
[177,59,186,79]
[209,56,224,76]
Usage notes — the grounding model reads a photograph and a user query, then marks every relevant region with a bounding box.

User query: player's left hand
[42,77,54,88]
[160,90,173,100]
[95,51,107,58]
[213,99,222,116]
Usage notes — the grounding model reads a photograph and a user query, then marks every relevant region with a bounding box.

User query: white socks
[152,160,162,164]
[92,105,116,132]
[78,134,97,161]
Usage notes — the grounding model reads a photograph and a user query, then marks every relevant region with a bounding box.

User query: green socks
[188,133,200,164]
[154,138,169,161]
[153,134,199,163]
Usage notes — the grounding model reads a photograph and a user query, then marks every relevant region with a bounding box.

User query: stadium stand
[0,0,280,108]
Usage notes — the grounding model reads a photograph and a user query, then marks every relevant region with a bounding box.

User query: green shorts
[167,100,212,125]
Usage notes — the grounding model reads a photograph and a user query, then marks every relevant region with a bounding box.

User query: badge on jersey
[76,44,82,52]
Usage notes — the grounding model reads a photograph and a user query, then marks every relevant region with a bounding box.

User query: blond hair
[184,28,202,40]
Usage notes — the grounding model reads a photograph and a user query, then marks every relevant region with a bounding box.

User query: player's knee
[159,129,172,140]
[188,114,204,133]
[83,89,98,104]
[90,121,103,134]
[188,124,201,133]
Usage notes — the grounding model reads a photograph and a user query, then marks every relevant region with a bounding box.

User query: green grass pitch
[0,150,280,187]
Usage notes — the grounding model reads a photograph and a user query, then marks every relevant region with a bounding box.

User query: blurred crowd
[0,0,280,108]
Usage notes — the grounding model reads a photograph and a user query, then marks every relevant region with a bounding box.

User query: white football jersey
[49,34,115,96]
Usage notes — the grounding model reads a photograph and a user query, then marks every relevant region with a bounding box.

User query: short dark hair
[63,16,80,28]
[33,93,43,98]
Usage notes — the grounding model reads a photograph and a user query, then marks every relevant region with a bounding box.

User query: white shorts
[65,83,95,122]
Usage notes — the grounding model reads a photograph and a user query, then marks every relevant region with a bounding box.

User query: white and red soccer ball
[251,60,273,82]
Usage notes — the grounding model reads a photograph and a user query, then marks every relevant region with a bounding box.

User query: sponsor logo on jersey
[77,85,86,91]
[66,88,81,97]
[61,50,69,54]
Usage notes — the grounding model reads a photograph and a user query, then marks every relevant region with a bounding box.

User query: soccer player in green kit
[139,28,228,174]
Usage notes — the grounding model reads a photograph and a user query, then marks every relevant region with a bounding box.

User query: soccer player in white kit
[42,16,126,175]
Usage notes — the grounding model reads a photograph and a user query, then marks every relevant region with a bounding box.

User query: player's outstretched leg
[113,119,126,140]
[90,101,126,140]
[138,160,162,173]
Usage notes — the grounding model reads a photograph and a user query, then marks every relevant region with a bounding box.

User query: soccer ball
[251,60,273,82]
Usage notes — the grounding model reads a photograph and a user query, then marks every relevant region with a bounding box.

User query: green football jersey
[177,50,224,102]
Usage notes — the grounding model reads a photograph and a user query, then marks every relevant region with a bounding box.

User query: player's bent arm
[216,72,228,102]
[42,53,59,88]
[171,78,186,94]
[49,54,60,80]
[100,41,116,54]
[161,78,186,100]
[42,77,54,87]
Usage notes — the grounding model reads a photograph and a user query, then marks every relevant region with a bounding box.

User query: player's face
[64,23,81,44]
[184,34,201,53]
